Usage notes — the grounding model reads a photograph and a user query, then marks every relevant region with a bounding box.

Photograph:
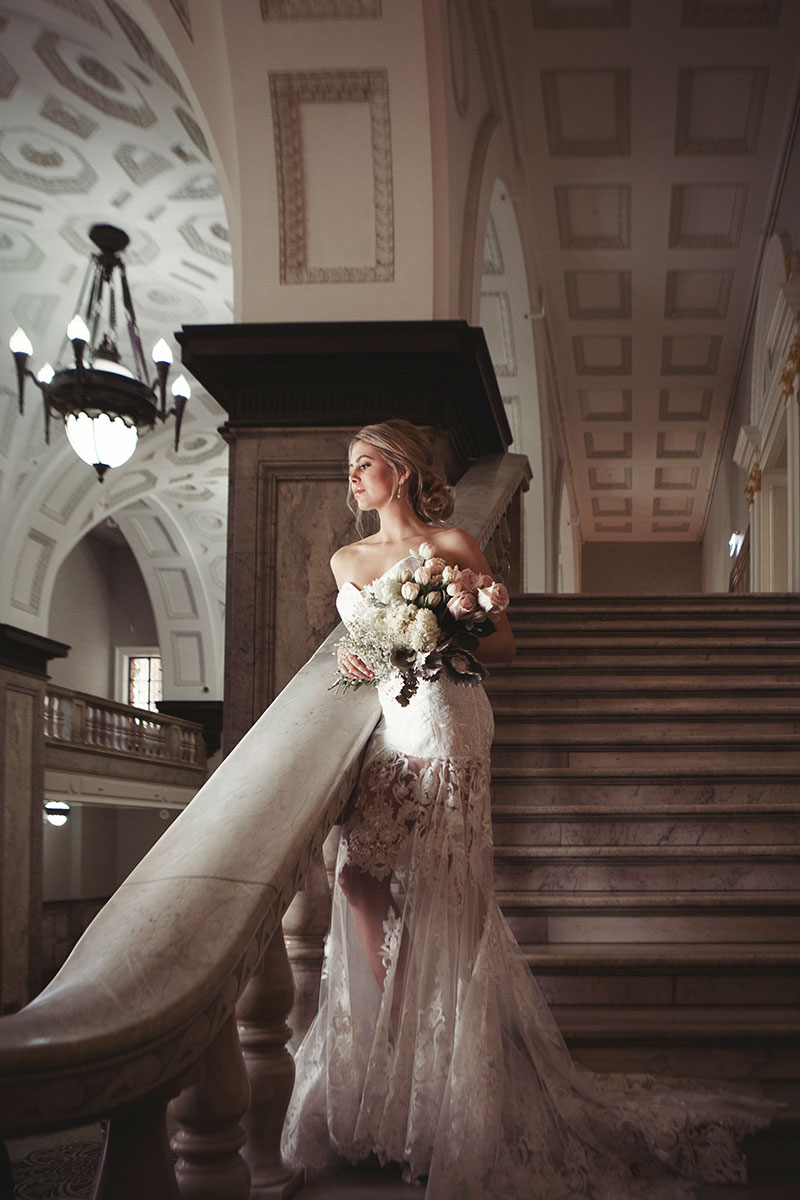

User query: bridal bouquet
[334,542,509,706]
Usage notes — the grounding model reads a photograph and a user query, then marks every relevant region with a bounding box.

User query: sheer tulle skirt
[281,677,776,1198]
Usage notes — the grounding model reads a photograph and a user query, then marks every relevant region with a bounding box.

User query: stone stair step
[491,766,800,808]
[553,1006,800,1088]
[491,803,800,845]
[520,942,800,1007]
[493,714,800,736]
[508,593,800,612]
[497,889,800,944]
[491,662,800,681]
[510,624,800,643]
[510,648,800,667]
[492,744,800,770]
[485,688,800,713]
[492,844,800,893]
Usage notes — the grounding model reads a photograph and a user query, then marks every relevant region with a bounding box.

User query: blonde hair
[348,419,455,531]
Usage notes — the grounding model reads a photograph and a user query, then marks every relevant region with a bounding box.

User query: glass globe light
[65,412,138,471]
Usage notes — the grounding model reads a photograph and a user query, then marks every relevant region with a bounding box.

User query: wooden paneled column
[0,626,68,1012]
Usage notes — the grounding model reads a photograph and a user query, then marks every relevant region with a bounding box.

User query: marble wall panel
[0,670,44,1011]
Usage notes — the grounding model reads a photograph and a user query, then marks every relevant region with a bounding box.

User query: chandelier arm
[120,265,149,382]
[12,351,29,414]
[171,393,188,452]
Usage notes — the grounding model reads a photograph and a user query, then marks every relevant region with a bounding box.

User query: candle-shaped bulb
[67,314,90,343]
[9,327,33,356]
[151,338,173,365]
[171,373,191,401]
[37,362,55,385]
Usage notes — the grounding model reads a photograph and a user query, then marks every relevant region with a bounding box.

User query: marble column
[0,625,68,1013]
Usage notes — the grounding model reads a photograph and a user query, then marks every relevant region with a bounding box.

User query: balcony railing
[44,687,206,769]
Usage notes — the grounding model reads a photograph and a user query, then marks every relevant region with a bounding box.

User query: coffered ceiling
[495,0,800,541]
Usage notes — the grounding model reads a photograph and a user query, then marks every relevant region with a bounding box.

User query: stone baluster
[92,1094,179,1200]
[170,1011,251,1198]
[236,929,303,1199]
[71,695,84,743]
[283,849,331,1052]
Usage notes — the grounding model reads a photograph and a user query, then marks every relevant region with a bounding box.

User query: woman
[281,419,775,1198]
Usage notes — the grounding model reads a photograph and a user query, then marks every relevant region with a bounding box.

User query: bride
[281,419,775,1198]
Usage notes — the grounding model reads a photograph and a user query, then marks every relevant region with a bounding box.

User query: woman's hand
[337,645,375,681]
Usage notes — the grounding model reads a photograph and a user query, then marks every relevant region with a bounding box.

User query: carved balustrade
[44,687,207,769]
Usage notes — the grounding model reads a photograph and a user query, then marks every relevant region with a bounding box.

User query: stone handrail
[44,685,207,769]
[0,452,530,1197]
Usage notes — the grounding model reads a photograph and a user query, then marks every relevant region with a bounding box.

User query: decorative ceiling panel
[588,466,632,490]
[564,269,631,319]
[261,0,382,17]
[659,388,713,420]
[554,183,631,249]
[584,430,633,458]
[675,66,768,154]
[531,0,631,29]
[668,182,747,248]
[656,430,707,459]
[579,387,633,420]
[592,495,632,516]
[0,50,19,97]
[541,69,630,155]
[573,336,632,375]
[661,334,721,375]
[654,466,700,489]
[654,495,694,516]
[681,0,781,27]
[664,269,733,318]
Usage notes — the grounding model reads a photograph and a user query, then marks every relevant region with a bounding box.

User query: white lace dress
[281,561,776,1198]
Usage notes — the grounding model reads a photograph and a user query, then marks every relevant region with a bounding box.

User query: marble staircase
[486,594,800,1172]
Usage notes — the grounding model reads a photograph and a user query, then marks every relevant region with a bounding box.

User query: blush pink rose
[425,556,447,575]
[455,568,480,592]
[447,591,477,619]
[401,581,420,601]
[477,581,509,614]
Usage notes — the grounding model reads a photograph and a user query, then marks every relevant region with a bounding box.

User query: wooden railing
[44,687,207,769]
[0,453,530,1199]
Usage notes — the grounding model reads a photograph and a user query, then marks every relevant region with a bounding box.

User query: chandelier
[8,223,191,482]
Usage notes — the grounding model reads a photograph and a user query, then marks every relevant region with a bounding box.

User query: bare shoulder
[330,537,378,589]
[431,526,489,571]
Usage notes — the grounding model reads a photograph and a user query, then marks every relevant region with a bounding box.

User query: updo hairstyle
[349,419,455,528]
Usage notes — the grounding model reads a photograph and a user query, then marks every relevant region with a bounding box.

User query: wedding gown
[281,557,776,1198]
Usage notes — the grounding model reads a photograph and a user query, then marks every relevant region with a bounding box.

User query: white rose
[414,566,431,585]
[418,541,436,560]
[401,581,420,601]
[441,565,457,584]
